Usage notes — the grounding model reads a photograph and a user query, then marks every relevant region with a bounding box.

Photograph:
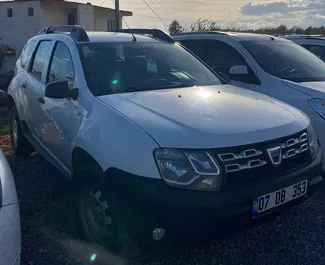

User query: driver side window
[202,39,260,85]
[47,42,75,86]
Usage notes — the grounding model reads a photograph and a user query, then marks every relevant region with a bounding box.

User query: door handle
[21,82,27,89]
[37,97,45,105]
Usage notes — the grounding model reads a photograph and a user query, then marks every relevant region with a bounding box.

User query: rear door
[24,40,52,141]
[14,39,37,123]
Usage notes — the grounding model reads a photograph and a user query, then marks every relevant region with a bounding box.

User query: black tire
[75,167,139,257]
[9,106,34,157]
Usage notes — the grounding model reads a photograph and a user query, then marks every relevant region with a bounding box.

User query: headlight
[154,148,222,191]
[308,99,325,119]
[307,123,319,159]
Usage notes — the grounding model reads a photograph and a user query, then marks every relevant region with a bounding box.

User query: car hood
[282,79,325,98]
[98,85,309,149]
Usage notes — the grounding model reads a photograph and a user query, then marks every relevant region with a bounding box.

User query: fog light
[152,228,165,240]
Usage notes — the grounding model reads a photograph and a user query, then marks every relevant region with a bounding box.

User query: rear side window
[30,40,52,81]
[47,42,75,84]
[21,40,36,69]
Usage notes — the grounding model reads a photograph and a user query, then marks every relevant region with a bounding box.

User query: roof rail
[172,31,228,36]
[114,28,175,43]
[283,34,325,39]
[38,25,89,42]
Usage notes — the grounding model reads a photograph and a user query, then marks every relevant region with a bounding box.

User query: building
[0,0,133,74]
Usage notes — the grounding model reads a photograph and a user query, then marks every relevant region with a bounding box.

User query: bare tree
[168,20,184,35]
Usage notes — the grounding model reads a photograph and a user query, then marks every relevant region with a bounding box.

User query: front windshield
[241,40,325,82]
[78,42,221,96]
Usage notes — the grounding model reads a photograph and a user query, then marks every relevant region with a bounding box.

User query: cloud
[239,0,325,16]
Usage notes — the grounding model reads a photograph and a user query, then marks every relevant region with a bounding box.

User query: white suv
[173,32,325,172]
[6,26,323,252]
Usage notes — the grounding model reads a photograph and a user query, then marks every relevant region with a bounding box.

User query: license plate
[252,180,308,216]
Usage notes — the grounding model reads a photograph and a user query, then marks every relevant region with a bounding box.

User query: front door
[40,41,82,171]
[202,39,260,91]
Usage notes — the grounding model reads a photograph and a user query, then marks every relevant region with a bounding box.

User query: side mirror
[0,90,6,107]
[229,65,248,75]
[229,65,249,82]
[45,81,78,100]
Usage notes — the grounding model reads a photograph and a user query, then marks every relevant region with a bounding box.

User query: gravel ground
[1,135,325,265]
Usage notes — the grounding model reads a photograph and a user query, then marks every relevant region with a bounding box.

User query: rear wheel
[9,106,34,157]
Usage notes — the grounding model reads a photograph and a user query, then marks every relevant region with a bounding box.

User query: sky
[83,0,325,31]
[2,0,325,30]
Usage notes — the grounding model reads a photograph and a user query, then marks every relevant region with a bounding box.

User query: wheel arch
[72,147,105,187]
[6,94,15,111]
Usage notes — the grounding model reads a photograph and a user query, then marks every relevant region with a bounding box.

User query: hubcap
[12,119,18,148]
[80,188,113,244]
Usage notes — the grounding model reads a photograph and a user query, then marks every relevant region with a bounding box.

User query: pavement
[1,135,325,265]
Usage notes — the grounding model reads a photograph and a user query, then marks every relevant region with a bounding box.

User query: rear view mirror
[229,65,248,75]
[45,81,78,100]
[0,90,6,107]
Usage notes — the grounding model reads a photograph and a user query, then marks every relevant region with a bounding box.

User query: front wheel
[77,175,138,256]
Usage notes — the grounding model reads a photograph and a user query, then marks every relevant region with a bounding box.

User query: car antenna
[115,1,136,42]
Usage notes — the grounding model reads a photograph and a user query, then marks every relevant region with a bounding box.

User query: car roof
[34,31,166,44]
[173,31,291,42]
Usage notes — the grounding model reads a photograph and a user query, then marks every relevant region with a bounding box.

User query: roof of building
[0,0,133,16]
[173,31,291,42]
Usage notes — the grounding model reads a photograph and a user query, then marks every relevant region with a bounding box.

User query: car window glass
[203,40,246,75]
[30,40,52,81]
[21,40,36,69]
[177,40,205,60]
[47,42,75,85]
[79,42,221,96]
[302,45,325,62]
[241,40,325,83]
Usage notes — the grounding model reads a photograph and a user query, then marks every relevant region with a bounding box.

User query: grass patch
[0,123,9,136]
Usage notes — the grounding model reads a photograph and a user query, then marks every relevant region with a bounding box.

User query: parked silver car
[0,90,21,265]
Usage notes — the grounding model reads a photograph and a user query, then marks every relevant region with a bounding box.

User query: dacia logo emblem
[267,146,282,166]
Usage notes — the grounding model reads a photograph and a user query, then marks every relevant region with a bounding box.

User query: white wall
[94,8,123,31]
[94,7,117,31]
[40,2,71,27]
[0,1,41,73]
[78,4,94,31]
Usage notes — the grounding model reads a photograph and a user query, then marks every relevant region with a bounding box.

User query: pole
[115,0,120,30]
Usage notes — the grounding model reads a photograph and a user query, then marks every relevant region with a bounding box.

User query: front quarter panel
[74,90,161,179]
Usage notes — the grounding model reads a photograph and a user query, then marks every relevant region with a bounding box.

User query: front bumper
[108,147,323,235]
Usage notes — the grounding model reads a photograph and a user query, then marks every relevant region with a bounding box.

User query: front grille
[212,130,312,187]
